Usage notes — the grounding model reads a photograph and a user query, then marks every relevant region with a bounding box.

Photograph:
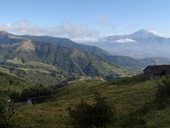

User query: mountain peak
[136,29,149,33]
[131,29,157,37]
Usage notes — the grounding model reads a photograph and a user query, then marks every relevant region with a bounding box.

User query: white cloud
[0,21,102,41]
[145,27,161,36]
[146,27,168,37]
[147,29,163,36]
[116,38,136,43]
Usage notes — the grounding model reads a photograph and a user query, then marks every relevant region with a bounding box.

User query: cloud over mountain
[115,38,136,43]
[83,29,170,58]
[0,21,101,41]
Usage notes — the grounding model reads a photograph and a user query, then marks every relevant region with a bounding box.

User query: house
[143,65,170,79]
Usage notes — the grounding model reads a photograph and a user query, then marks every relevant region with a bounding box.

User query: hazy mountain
[0,32,130,85]
[16,34,149,70]
[140,57,170,66]
[19,35,111,57]
[1,30,169,77]
[86,29,170,58]
[0,32,143,70]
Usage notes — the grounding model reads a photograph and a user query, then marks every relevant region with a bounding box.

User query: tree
[92,93,114,128]
[154,76,170,109]
[68,93,115,128]
[0,97,18,128]
[20,85,54,101]
[68,100,93,128]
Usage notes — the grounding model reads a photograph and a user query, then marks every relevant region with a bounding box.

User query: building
[143,65,170,79]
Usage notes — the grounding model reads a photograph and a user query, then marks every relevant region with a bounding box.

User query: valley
[1,1,170,128]
[0,30,170,128]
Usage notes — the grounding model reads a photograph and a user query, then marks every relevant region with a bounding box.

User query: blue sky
[0,0,170,40]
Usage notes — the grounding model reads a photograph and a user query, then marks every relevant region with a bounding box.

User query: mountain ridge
[0,32,130,85]
[85,29,170,58]
[1,30,170,73]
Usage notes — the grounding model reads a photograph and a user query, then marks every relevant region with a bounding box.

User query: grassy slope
[0,71,30,92]
[0,60,66,86]
[145,107,170,128]
[4,59,60,74]
[1,54,130,86]
[16,74,170,128]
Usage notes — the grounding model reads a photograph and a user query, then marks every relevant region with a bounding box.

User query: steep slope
[20,33,170,70]
[20,35,110,55]
[0,39,129,85]
[17,40,35,52]
[17,34,148,70]
[34,42,128,76]
[0,71,29,92]
[1,31,170,71]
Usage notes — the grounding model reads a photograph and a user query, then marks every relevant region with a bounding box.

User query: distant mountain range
[0,31,130,85]
[84,29,170,58]
[17,32,170,70]
[0,30,170,85]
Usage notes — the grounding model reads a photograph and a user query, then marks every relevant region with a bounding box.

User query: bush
[68,93,115,128]
[155,76,170,109]
[9,91,21,102]
[7,85,55,102]
[20,85,54,101]
[68,100,93,128]
[0,97,18,128]
[92,93,114,127]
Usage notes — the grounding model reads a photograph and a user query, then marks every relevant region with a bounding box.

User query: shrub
[20,85,54,101]
[92,93,114,127]
[68,100,93,128]
[9,91,21,102]
[0,97,18,128]
[155,76,170,109]
[68,93,115,128]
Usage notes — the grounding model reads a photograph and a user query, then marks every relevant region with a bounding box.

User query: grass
[0,67,10,73]
[100,61,129,77]
[4,60,59,74]
[17,67,51,74]
[0,61,66,86]
[110,74,146,85]
[0,72,31,96]
[6,57,24,65]
[0,73,167,127]
[16,74,162,128]
[145,107,170,128]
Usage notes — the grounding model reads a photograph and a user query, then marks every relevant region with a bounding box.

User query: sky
[0,0,170,41]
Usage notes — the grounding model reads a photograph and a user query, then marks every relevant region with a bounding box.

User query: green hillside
[0,71,30,93]
[13,75,170,128]
[0,41,130,86]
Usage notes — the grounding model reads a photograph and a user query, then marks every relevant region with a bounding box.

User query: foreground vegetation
[68,93,115,128]
[0,97,18,128]
[1,72,170,127]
